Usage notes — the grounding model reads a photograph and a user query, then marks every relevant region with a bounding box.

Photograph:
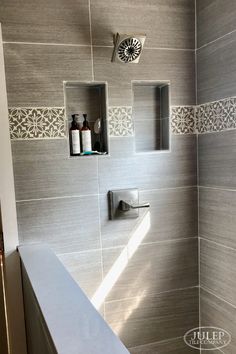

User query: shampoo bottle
[70,114,80,155]
[81,114,92,152]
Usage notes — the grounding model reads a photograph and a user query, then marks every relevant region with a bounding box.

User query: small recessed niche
[64,81,108,156]
[132,82,170,152]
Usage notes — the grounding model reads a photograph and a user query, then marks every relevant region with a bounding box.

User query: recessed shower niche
[64,82,108,156]
[132,82,170,152]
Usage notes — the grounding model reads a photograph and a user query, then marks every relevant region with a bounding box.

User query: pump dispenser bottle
[70,114,80,155]
[81,114,92,152]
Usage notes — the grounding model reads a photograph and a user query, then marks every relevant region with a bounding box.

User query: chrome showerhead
[112,33,146,64]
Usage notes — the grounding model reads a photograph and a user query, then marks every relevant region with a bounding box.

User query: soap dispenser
[70,114,80,155]
[81,114,92,152]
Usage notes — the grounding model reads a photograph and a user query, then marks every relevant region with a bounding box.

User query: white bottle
[70,114,80,155]
[81,114,92,152]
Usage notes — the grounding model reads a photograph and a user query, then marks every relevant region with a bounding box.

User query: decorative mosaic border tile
[171,97,236,135]
[171,106,196,135]
[197,97,236,134]
[9,107,66,139]
[8,98,236,140]
[108,106,134,137]
[108,106,196,137]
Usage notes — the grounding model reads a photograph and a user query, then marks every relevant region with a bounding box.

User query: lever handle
[119,200,150,212]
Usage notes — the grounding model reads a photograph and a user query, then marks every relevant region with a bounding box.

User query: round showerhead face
[117,37,142,63]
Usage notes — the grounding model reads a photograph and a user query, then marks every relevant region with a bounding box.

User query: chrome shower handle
[119,200,150,211]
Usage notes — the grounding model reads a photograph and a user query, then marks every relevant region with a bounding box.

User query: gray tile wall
[197,0,236,49]
[197,1,236,104]
[1,0,198,352]
[201,288,236,354]
[93,46,195,106]
[197,2,236,354]
[106,287,198,349]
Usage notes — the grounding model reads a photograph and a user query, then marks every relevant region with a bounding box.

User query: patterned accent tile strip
[108,106,134,137]
[9,107,66,139]
[171,106,196,135]
[8,97,236,140]
[197,97,236,134]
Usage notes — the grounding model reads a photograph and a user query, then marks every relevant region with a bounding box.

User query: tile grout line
[198,127,236,136]
[3,41,195,52]
[138,185,198,193]
[218,348,226,354]
[57,236,199,258]
[88,0,94,81]
[11,137,67,142]
[105,285,199,305]
[195,4,202,350]
[57,248,102,257]
[3,41,92,47]
[200,235,236,253]
[15,194,101,203]
[195,0,198,107]
[15,185,198,203]
[92,45,195,51]
[197,131,201,341]
[128,335,190,350]
[9,106,65,109]
[196,27,236,51]
[103,236,199,251]
[201,285,236,310]
[199,185,236,192]
[197,95,236,106]
[144,46,195,51]
[195,1,201,345]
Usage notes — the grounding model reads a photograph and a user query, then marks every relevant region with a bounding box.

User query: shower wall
[0,1,198,352]
[197,1,236,353]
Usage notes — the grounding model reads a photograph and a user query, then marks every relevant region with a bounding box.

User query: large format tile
[199,188,236,249]
[200,239,236,307]
[0,0,90,44]
[197,0,236,48]
[197,31,236,104]
[198,130,236,189]
[4,43,92,106]
[102,238,198,301]
[98,135,197,194]
[91,0,195,49]
[105,287,198,348]
[11,140,99,200]
[93,47,195,106]
[201,288,236,354]
[100,187,197,249]
[16,195,100,254]
[58,249,102,299]
[129,337,198,354]
[11,139,68,162]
